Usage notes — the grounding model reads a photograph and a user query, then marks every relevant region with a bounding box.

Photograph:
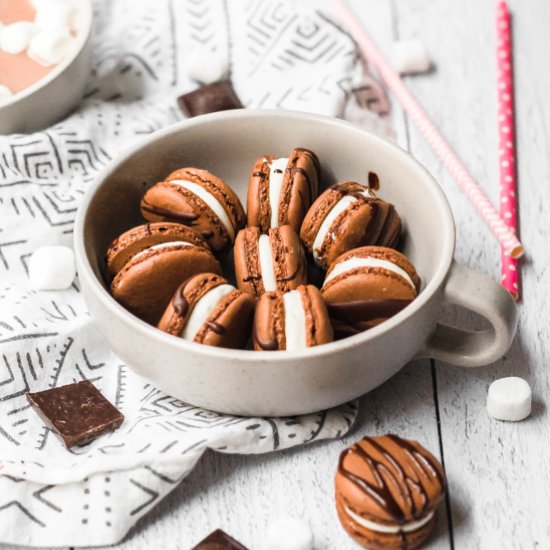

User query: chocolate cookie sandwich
[246,148,320,233]
[140,167,246,256]
[107,223,221,325]
[253,285,333,351]
[158,273,255,349]
[234,225,307,298]
[321,246,420,337]
[300,182,401,269]
[335,435,446,550]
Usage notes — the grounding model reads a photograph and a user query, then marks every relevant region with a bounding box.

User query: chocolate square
[178,81,243,118]
[26,380,124,448]
[191,529,248,550]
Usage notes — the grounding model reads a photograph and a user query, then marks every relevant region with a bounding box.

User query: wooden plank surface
[2,0,548,548]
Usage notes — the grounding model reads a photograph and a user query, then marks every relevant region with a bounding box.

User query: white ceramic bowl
[0,0,93,134]
[74,110,518,416]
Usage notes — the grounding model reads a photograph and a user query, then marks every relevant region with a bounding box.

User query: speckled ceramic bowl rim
[0,0,93,109]
[74,110,455,361]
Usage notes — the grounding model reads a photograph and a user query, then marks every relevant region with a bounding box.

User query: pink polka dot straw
[496,1,520,300]
[330,0,524,260]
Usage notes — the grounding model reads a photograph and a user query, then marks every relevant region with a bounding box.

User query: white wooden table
[3,0,549,548]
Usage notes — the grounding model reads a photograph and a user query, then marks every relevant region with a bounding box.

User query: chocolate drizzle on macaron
[300,182,402,269]
[335,435,445,549]
[158,273,255,349]
[322,246,420,336]
[247,148,320,233]
[140,167,246,256]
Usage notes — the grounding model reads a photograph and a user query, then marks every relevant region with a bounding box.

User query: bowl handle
[416,261,518,367]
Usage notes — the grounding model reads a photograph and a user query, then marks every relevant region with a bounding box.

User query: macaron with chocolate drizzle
[252,285,333,351]
[234,225,307,299]
[321,246,420,338]
[140,167,246,256]
[158,273,255,349]
[246,147,320,233]
[335,435,446,550]
[300,182,402,270]
[107,223,221,325]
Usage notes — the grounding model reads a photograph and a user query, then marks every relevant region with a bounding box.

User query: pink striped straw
[496,1,520,299]
[331,0,524,259]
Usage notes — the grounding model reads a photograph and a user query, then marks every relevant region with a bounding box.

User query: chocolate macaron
[158,273,255,349]
[107,223,221,325]
[234,225,307,298]
[335,435,446,550]
[246,148,320,233]
[321,246,420,337]
[253,285,333,351]
[300,182,402,269]
[140,167,246,256]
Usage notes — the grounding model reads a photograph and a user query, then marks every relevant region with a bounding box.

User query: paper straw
[330,0,524,259]
[496,1,520,299]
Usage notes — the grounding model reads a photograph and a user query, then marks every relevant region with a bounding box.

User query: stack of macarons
[105,147,421,350]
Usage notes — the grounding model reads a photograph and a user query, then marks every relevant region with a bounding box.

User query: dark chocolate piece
[191,529,248,550]
[178,81,243,118]
[26,380,124,448]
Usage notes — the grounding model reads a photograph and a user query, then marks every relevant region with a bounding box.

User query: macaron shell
[194,289,255,349]
[110,246,221,325]
[270,225,308,293]
[278,148,320,232]
[335,495,436,550]
[234,226,264,297]
[300,285,333,347]
[105,222,208,280]
[246,155,275,231]
[253,292,286,351]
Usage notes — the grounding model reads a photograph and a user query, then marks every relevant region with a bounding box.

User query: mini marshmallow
[487,377,532,421]
[187,48,228,85]
[392,39,431,75]
[28,30,72,66]
[29,245,76,290]
[264,517,313,550]
[0,21,36,54]
[0,84,13,104]
[34,2,73,32]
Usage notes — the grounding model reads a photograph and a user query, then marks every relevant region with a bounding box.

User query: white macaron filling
[131,240,194,262]
[182,284,235,341]
[258,234,277,292]
[268,157,289,228]
[283,290,307,351]
[324,256,415,288]
[170,179,235,241]
[343,505,434,534]
[312,189,373,263]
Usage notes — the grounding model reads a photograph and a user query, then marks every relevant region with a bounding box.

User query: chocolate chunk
[26,380,124,448]
[191,529,248,550]
[178,81,243,118]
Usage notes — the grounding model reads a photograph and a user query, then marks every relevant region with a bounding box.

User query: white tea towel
[0,0,389,546]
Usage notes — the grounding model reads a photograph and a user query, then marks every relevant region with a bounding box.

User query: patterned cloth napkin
[0,0,389,546]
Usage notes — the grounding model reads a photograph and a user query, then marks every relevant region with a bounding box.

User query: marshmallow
[187,48,228,85]
[34,2,73,32]
[28,30,72,66]
[0,21,36,54]
[487,377,532,421]
[0,84,14,104]
[29,245,76,290]
[264,517,313,550]
[392,39,431,75]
